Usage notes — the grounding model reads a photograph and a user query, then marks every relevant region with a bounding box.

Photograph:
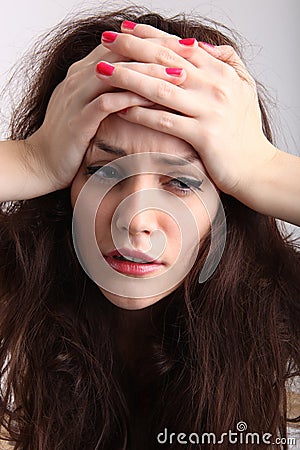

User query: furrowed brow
[93,140,200,165]
[93,140,127,157]
[159,155,199,166]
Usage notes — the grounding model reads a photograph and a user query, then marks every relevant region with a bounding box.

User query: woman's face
[71,115,217,310]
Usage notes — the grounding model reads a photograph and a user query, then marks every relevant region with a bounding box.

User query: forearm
[237,142,300,226]
[0,140,54,201]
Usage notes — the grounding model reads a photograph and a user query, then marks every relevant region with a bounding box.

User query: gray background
[0,0,299,239]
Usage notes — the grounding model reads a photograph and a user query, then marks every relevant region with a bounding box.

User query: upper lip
[105,248,162,264]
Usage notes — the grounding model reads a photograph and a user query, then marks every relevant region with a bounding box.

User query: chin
[99,288,168,310]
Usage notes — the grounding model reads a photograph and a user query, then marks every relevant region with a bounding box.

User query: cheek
[163,218,182,252]
[94,198,114,238]
[195,206,211,238]
[192,186,220,241]
[184,200,212,255]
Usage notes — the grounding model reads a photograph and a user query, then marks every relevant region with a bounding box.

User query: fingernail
[102,31,118,43]
[96,61,115,76]
[178,38,196,46]
[122,20,137,30]
[119,108,129,114]
[200,41,215,48]
[165,68,183,77]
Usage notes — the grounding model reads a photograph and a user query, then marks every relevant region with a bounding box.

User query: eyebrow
[93,140,200,166]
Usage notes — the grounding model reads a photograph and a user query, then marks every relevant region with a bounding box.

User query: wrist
[18,134,59,198]
[231,138,279,212]
[25,132,62,192]
[0,138,54,201]
[233,139,300,225]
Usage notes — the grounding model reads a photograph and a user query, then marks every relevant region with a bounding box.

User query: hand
[95,26,277,198]
[24,44,153,194]
[1,31,203,201]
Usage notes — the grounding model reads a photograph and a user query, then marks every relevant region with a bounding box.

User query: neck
[114,294,171,333]
[111,295,173,374]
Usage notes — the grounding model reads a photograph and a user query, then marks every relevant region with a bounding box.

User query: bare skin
[1,22,299,228]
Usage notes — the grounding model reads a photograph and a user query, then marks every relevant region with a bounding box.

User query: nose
[114,175,160,237]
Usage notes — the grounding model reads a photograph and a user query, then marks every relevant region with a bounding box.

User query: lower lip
[105,256,163,275]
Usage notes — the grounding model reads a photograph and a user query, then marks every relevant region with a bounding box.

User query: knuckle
[93,44,107,59]
[130,107,142,124]
[160,37,176,47]
[220,44,236,58]
[211,84,229,103]
[66,61,80,76]
[121,35,134,54]
[63,74,78,92]
[146,63,159,75]
[157,112,174,131]
[97,94,112,112]
[156,81,174,101]
[155,47,176,66]
[116,68,130,87]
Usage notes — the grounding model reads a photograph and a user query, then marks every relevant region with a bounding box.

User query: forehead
[91,114,200,162]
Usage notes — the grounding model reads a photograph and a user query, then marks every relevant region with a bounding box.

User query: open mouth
[104,249,164,276]
[112,254,152,264]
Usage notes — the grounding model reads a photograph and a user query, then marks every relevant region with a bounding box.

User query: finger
[143,36,218,70]
[95,61,200,116]
[66,43,131,77]
[115,61,187,85]
[198,42,252,82]
[199,42,245,66]
[61,66,117,107]
[101,31,203,69]
[78,93,155,143]
[121,20,180,39]
[67,60,186,115]
[116,106,199,147]
[118,26,226,70]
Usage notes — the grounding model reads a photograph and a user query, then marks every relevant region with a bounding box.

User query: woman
[1,19,300,227]
[0,6,299,450]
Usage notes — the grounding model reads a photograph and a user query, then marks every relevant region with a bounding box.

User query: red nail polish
[122,20,137,30]
[200,41,215,48]
[178,38,196,46]
[165,68,183,77]
[119,108,129,114]
[96,61,115,76]
[102,31,118,43]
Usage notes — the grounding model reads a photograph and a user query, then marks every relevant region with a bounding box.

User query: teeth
[126,256,148,263]
[114,255,149,263]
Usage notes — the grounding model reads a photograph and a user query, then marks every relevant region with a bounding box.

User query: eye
[85,165,121,180]
[166,176,203,195]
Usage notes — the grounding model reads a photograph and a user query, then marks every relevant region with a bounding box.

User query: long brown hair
[0,6,299,449]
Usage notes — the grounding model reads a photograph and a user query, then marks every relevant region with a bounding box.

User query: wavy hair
[0,6,299,450]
